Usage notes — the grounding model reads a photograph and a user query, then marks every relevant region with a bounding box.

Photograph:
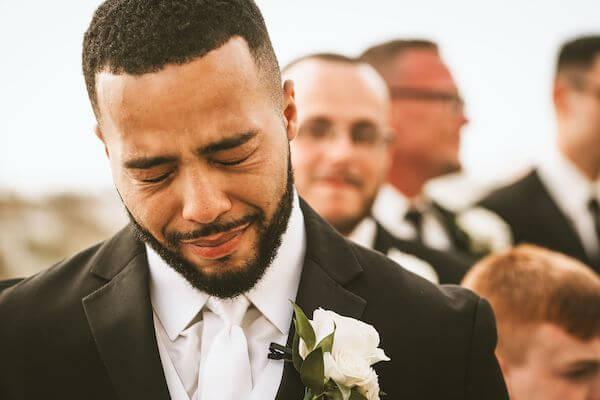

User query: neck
[388,159,431,199]
[557,134,600,181]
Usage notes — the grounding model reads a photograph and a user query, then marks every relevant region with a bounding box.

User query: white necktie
[200,296,252,400]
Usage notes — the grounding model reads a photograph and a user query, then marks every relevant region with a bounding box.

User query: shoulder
[478,169,541,211]
[0,241,106,315]
[348,241,483,321]
[374,223,470,283]
[346,242,503,395]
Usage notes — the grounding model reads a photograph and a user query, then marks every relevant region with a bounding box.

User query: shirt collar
[538,144,599,214]
[147,244,209,341]
[245,192,305,335]
[347,217,377,249]
[147,191,306,340]
[373,183,410,219]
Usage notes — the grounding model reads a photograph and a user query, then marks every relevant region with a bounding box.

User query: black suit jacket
[478,169,599,273]
[372,222,471,284]
[0,201,507,399]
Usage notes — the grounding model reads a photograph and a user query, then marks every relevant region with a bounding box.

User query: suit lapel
[529,170,590,264]
[82,227,170,400]
[275,200,367,400]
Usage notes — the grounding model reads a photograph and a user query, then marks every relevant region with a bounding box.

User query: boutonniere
[455,207,513,255]
[289,302,389,400]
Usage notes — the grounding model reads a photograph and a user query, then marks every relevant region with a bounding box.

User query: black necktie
[405,207,424,243]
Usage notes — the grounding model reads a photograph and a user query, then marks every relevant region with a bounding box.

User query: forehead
[387,49,456,89]
[526,323,600,365]
[95,37,270,141]
[286,60,389,123]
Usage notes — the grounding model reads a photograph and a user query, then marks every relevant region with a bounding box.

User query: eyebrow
[123,131,257,169]
[124,156,177,169]
[196,131,257,156]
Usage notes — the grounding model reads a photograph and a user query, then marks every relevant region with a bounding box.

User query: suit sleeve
[465,297,509,400]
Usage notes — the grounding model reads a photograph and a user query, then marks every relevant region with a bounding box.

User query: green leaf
[300,347,325,394]
[292,301,316,351]
[322,390,344,400]
[292,332,303,372]
[349,388,368,400]
[335,381,351,400]
[316,322,335,354]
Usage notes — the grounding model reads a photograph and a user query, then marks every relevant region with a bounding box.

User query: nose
[179,169,232,224]
[329,131,358,163]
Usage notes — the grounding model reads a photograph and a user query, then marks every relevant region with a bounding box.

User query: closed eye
[141,171,173,183]
[211,147,257,166]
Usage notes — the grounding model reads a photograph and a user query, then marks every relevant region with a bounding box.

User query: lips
[180,222,250,260]
[317,174,361,189]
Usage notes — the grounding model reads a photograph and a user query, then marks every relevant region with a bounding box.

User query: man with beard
[284,53,469,284]
[0,1,507,399]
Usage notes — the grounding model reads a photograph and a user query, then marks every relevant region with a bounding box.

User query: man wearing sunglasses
[478,36,600,275]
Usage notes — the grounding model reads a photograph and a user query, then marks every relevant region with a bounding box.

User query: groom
[0,1,507,399]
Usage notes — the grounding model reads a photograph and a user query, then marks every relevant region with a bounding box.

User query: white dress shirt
[347,217,439,283]
[147,193,306,400]
[537,144,600,260]
[372,184,452,251]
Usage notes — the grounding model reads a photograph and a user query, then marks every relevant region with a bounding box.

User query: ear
[95,124,110,159]
[282,79,298,142]
[553,76,568,115]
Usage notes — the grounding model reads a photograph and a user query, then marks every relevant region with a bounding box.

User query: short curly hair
[82,0,281,118]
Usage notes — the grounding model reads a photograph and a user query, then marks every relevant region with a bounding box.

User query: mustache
[315,170,362,187]
[165,212,262,244]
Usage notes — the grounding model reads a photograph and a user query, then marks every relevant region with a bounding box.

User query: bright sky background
[1,0,599,195]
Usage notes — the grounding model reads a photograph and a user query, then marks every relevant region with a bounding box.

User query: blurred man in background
[478,36,600,275]
[283,53,470,283]
[463,245,600,400]
[360,40,489,255]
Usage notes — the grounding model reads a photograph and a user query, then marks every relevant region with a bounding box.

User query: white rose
[356,368,381,400]
[323,350,373,388]
[299,309,389,364]
[298,309,389,398]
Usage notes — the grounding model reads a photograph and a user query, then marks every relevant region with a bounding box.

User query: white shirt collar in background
[347,217,377,249]
[538,144,600,258]
[372,184,451,250]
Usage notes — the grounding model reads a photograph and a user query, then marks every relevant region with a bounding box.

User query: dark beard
[128,161,294,298]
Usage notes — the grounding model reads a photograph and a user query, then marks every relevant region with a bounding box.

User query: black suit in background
[478,169,599,274]
[0,200,508,399]
[372,221,472,284]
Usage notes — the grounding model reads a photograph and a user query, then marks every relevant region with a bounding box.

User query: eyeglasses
[297,118,391,148]
[389,86,465,113]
